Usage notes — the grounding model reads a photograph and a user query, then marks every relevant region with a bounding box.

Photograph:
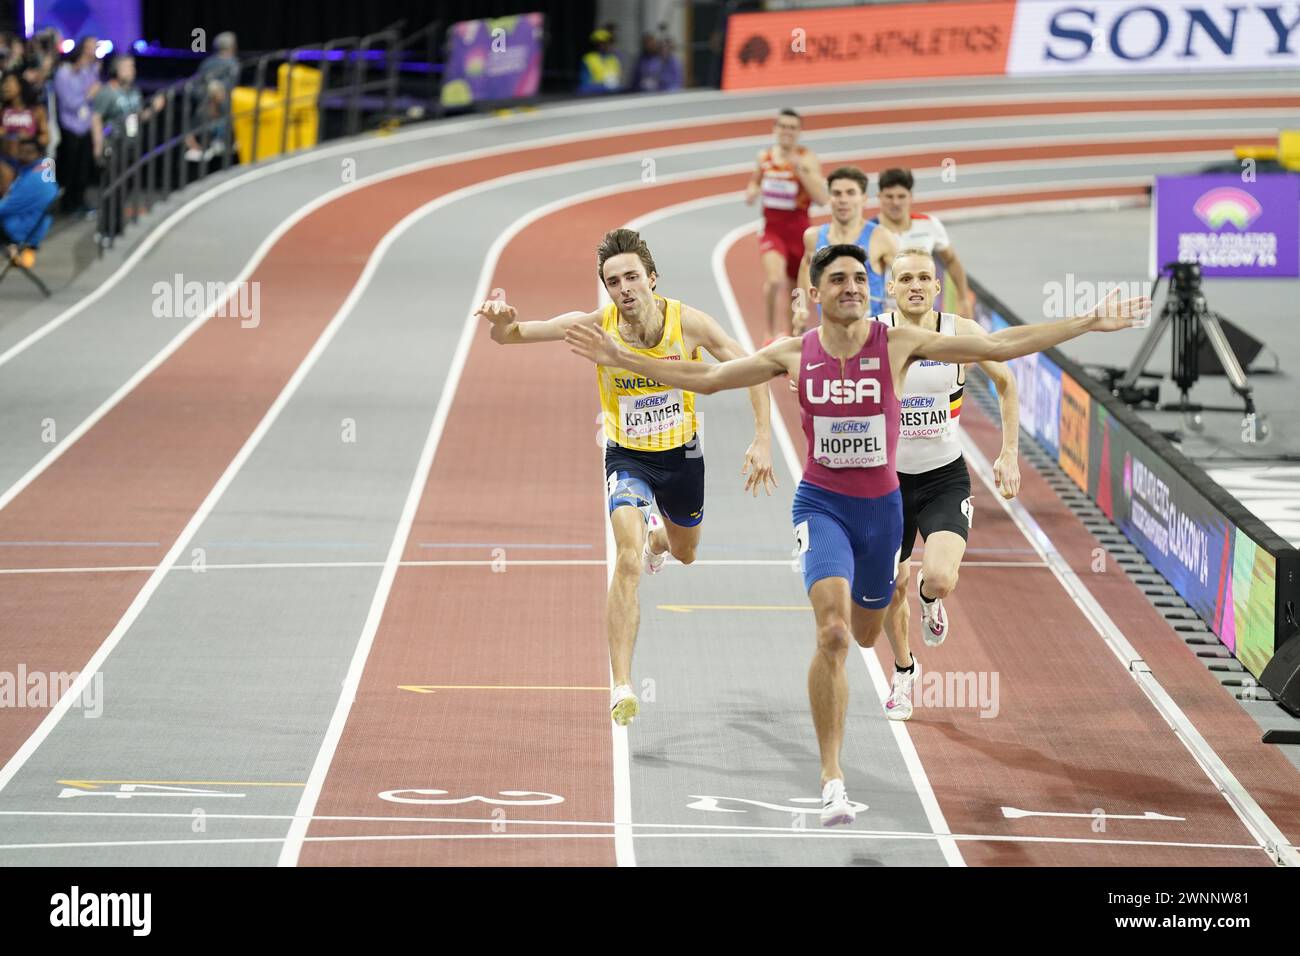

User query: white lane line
[607,515,637,868]
[594,272,636,868]
[0,558,1049,575]
[960,434,1300,868]
[5,120,1258,846]
[5,64,1274,369]
[708,220,966,867]
[6,89,1214,369]
[0,122,1237,520]
[278,166,711,867]
[0,179,537,800]
[0,829,1263,852]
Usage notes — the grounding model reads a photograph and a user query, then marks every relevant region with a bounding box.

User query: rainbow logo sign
[1192,187,1263,230]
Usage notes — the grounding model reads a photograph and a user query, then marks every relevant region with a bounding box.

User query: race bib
[619,389,685,441]
[899,393,952,441]
[761,175,798,211]
[812,415,887,469]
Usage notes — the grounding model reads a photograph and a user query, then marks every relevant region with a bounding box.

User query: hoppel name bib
[812,413,887,468]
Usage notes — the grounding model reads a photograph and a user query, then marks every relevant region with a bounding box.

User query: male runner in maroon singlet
[743,108,828,343]
[566,243,1149,826]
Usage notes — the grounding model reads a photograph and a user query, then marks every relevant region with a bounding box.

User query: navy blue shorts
[604,434,705,527]
[792,480,903,609]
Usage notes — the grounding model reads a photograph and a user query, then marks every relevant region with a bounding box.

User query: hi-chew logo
[829,420,872,433]
[1193,187,1263,229]
[901,396,936,409]
[635,395,668,410]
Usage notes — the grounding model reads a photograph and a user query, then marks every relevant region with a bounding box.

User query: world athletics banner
[722,0,1300,89]
[1152,174,1300,278]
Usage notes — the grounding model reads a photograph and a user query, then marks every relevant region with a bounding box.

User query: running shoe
[917,571,949,647]
[643,513,667,575]
[610,683,639,726]
[820,778,856,827]
[883,664,916,721]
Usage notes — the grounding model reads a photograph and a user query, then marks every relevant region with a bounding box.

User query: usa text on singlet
[798,320,901,497]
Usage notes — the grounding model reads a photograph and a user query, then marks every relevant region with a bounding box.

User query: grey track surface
[0,71,1293,865]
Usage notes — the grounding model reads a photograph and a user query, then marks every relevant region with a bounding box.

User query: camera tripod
[1113,262,1260,436]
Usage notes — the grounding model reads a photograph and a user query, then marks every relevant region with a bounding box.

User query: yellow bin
[1280,130,1300,171]
[277,63,321,151]
[230,65,321,164]
[231,86,285,164]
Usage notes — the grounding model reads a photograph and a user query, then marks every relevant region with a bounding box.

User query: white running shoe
[610,683,639,726]
[820,778,856,827]
[917,571,949,647]
[883,664,917,721]
[643,513,667,575]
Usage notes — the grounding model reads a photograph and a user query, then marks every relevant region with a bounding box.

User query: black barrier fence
[94,19,442,253]
[966,274,1298,686]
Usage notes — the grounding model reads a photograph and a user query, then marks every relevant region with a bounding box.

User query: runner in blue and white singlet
[792,166,897,336]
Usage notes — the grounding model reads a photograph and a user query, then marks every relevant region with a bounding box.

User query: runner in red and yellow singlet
[744,108,829,344]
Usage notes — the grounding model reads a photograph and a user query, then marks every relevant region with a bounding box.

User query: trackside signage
[721,1,1297,89]
[1007,0,1300,73]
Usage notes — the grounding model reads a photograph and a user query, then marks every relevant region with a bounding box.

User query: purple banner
[440,14,545,108]
[1153,174,1300,278]
[30,0,141,52]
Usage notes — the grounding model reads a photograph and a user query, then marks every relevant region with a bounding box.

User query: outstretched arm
[956,318,1020,499]
[792,227,817,335]
[797,150,830,206]
[477,298,598,345]
[683,306,777,495]
[937,246,971,317]
[904,290,1150,366]
[566,323,796,394]
[744,150,764,205]
[869,225,897,281]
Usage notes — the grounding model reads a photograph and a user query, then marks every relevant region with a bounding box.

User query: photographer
[92,54,165,235]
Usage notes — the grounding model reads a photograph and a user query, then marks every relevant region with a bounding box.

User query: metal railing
[95,20,441,253]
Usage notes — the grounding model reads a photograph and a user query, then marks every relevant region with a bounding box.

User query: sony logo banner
[1008,1,1300,72]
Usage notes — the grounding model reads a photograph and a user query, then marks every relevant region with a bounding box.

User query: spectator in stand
[19,28,63,157]
[578,28,622,94]
[658,37,683,91]
[2,71,50,195]
[91,54,164,159]
[0,137,57,264]
[0,34,22,71]
[21,28,61,93]
[632,33,683,93]
[53,36,100,215]
[92,55,164,235]
[195,31,239,95]
[184,79,230,171]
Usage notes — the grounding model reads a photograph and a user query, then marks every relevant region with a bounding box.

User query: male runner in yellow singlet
[478,228,777,726]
